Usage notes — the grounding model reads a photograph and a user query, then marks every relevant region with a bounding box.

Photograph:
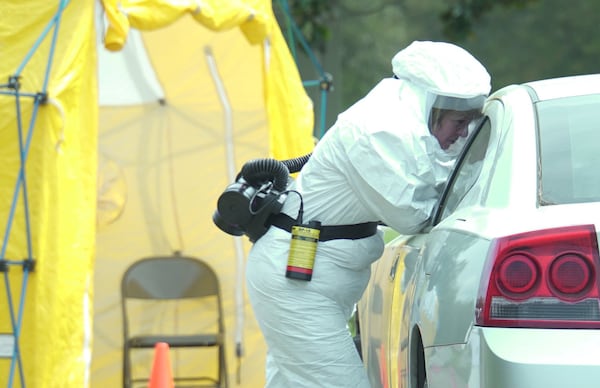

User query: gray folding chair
[121,254,227,387]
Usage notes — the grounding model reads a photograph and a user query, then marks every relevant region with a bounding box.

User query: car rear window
[538,94,600,204]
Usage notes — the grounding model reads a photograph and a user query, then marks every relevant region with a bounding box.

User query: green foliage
[276,0,334,53]
[279,0,539,52]
[276,0,600,132]
[440,0,538,40]
[296,1,334,52]
[459,0,600,90]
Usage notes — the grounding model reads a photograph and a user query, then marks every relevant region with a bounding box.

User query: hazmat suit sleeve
[338,121,443,234]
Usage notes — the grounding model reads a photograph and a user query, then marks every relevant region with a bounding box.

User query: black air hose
[240,153,312,192]
[240,158,290,192]
[281,153,311,173]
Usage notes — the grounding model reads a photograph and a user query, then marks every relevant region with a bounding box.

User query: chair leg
[219,346,228,388]
[123,346,130,388]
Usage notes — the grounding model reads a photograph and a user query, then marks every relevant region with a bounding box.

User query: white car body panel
[426,328,600,388]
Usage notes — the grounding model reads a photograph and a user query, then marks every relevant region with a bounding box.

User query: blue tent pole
[3,1,69,385]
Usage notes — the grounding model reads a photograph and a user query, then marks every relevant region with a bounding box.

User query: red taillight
[476,224,600,328]
[549,253,593,297]
[496,253,539,297]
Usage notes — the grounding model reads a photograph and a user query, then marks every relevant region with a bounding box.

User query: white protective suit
[246,41,491,387]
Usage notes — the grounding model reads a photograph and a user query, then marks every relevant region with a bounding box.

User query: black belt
[269,213,379,242]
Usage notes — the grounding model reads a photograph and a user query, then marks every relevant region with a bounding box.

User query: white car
[357,73,600,388]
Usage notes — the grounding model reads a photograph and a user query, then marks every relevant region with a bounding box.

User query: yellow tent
[0,0,314,386]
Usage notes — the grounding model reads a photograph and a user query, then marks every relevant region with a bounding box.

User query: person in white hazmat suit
[246,41,491,387]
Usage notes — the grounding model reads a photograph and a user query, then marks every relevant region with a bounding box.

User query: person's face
[433,111,471,150]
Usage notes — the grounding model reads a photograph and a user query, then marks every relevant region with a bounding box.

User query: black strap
[269,213,379,242]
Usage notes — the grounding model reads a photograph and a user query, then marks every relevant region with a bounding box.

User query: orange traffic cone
[148,342,174,388]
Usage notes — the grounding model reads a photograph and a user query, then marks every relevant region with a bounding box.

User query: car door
[392,98,507,388]
[361,100,506,388]
[417,106,501,343]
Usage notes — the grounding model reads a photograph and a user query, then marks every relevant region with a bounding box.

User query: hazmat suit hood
[392,40,491,122]
[390,40,491,162]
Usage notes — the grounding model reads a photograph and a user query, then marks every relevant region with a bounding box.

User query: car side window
[434,118,492,222]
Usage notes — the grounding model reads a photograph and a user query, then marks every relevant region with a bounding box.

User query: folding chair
[121,254,228,387]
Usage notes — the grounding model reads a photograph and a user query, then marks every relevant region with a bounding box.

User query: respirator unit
[212,154,310,242]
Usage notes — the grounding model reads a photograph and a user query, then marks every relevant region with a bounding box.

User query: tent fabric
[1,0,315,386]
[100,0,315,160]
[0,1,97,386]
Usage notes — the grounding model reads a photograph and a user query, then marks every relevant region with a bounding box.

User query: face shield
[432,94,486,112]
[428,93,487,155]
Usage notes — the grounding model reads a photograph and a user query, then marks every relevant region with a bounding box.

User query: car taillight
[476,224,600,328]
[496,253,539,297]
